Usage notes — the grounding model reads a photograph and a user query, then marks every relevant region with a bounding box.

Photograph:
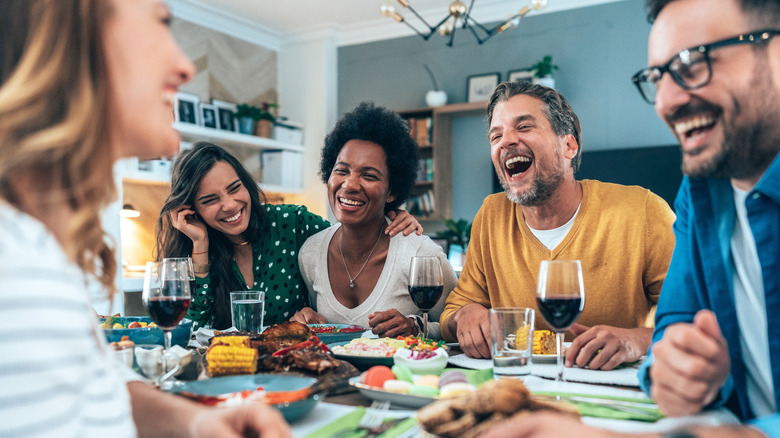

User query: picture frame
[211,99,237,132]
[467,72,500,103]
[174,91,200,125]
[508,68,535,84]
[199,103,218,129]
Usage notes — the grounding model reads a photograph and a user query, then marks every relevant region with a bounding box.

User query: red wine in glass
[408,256,444,339]
[408,285,444,311]
[536,296,582,331]
[146,295,191,330]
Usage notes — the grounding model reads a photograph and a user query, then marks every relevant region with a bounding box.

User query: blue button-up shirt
[639,154,780,436]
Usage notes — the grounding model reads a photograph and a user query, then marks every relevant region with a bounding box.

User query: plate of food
[100,316,193,348]
[308,324,367,343]
[532,330,570,363]
[172,374,321,422]
[327,337,406,368]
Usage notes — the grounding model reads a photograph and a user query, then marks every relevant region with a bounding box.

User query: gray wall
[338,0,677,225]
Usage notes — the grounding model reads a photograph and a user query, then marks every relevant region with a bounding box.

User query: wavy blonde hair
[0,0,117,295]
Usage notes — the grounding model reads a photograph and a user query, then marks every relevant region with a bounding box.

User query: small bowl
[111,348,134,368]
[134,344,192,378]
[101,316,193,348]
[393,347,448,375]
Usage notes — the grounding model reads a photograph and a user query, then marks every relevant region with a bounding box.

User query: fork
[331,400,390,438]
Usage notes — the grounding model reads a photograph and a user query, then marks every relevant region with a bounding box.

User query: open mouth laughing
[504,154,533,178]
[221,209,243,224]
[674,114,716,144]
[338,197,365,208]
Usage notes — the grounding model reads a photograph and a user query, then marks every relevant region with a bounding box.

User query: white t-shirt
[527,203,581,250]
[731,185,775,416]
[0,201,138,437]
[298,223,458,339]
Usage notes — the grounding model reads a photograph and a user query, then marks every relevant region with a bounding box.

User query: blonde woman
[0,1,289,436]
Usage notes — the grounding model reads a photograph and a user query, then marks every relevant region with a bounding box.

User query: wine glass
[536,260,585,382]
[408,256,444,339]
[142,259,193,389]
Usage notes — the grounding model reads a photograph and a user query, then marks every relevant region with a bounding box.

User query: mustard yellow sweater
[440,180,676,342]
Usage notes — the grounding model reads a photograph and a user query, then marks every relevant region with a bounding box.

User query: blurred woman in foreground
[292,102,457,338]
[0,1,289,436]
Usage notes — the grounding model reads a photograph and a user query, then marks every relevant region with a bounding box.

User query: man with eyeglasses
[481,0,779,436]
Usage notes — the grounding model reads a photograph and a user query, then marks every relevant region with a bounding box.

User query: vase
[425,90,447,107]
[256,119,273,138]
[238,116,255,135]
[533,76,556,89]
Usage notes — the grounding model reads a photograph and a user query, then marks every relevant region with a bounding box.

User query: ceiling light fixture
[120,204,140,218]
[380,0,548,46]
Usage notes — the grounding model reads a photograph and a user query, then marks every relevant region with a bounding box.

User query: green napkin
[532,391,664,422]
[303,408,417,438]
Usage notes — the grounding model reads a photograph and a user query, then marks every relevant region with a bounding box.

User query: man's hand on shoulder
[649,310,730,417]
[451,303,491,358]
[566,323,652,370]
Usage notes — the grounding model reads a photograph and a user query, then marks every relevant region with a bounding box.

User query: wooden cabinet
[397,101,486,221]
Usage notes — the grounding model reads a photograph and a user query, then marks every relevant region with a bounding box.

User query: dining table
[286,343,741,437]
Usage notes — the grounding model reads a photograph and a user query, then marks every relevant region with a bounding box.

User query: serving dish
[327,340,395,368]
[101,316,193,348]
[308,324,367,343]
[349,376,436,409]
[172,374,320,422]
[533,342,572,363]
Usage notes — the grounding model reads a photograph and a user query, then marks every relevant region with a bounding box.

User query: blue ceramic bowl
[101,316,193,348]
[172,374,321,422]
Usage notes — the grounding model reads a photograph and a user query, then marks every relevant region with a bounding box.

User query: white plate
[349,377,437,409]
[533,342,571,363]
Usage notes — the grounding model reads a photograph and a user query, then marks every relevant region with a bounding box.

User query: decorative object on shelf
[273,118,304,145]
[380,0,547,47]
[530,55,558,88]
[467,72,499,103]
[211,99,238,132]
[199,103,217,129]
[508,68,534,84]
[235,103,261,135]
[174,91,200,125]
[119,204,140,218]
[423,64,447,107]
[255,102,279,138]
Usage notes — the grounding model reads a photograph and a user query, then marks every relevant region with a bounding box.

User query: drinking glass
[536,260,585,382]
[489,307,535,379]
[142,259,193,390]
[408,256,444,339]
[230,291,265,332]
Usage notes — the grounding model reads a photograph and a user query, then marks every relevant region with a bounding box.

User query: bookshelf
[397,101,486,221]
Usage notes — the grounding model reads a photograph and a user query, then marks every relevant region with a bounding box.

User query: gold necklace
[232,240,250,246]
[338,226,383,289]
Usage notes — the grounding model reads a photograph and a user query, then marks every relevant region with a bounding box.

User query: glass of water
[230,291,265,332]
[489,307,535,378]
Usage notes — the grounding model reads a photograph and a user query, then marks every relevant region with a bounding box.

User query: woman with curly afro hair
[292,102,457,339]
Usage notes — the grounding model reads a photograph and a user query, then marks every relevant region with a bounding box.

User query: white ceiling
[171,0,623,50]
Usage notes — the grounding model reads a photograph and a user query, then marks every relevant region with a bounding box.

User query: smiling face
[104,0,195,160]
[194,161,252,241]
[327,140,394,228]
[488,94,575,206]
[649,0,780,183]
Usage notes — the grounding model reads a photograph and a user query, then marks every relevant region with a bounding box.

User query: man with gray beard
[440,81,676,369]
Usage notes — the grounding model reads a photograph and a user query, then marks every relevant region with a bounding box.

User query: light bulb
[449,0,467,18]
[531,0,548,10]
[380,0,396,17]
[439,21,454,36]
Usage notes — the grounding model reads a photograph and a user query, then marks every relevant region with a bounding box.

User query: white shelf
[174,122,304,153]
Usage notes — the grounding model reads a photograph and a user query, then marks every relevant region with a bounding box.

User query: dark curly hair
[645,0,780,23]
[155,142,267,329]
[320,102,419,212]
[487,81,583,174]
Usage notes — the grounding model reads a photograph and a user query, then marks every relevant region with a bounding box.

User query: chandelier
[380,0,548,46]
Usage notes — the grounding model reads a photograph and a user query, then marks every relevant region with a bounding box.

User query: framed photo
[174,91,200,125]
[508,68,534,83]
[211,99,237,132]
[199,103,218,129]
[467,73,500,103]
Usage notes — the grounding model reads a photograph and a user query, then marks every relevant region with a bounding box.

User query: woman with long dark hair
[156,142,422,330]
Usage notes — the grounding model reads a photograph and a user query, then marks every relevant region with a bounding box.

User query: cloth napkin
[447,354,641,387]
[303,408,417,438]
[533,391,663,422]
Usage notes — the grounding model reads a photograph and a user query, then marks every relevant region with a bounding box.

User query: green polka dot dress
[187,204,330,330]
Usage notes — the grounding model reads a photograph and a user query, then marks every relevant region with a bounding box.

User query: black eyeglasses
[631,29,780,104]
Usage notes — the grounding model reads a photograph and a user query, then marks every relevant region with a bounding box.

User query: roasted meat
[258,321,314,347]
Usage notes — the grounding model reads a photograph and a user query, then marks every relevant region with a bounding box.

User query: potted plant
[236,103,261,135]
[435,218,472,264]
[530,55,558,88]
[255,102,279,138]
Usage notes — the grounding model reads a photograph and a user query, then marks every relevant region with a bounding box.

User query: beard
[683,56,780,180]
[500,152,566,207]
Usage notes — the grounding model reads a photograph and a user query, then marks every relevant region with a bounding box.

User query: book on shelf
[405,189,435,217]
[405,116,433,145]
[415,158,435,182]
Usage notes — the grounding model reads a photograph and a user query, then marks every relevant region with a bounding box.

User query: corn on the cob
[211,335,251,348]
[207,344,257,377]
[533,330,556,355]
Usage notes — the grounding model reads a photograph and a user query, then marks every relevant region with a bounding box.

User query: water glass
[489,307,535,378]
[230,291,265,332]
